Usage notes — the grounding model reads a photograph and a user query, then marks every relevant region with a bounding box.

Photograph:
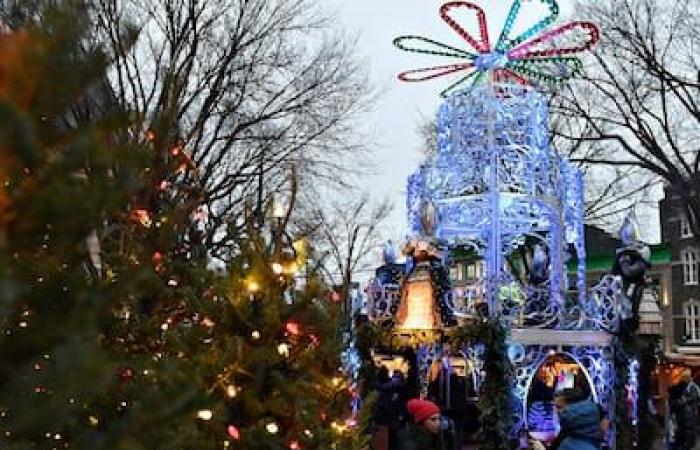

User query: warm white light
[197,409,213,421]
[266,422,279,434]
[277,343,290,357]
[247,280,259,293]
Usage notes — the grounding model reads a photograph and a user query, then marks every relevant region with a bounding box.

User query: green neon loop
[394,35,477,59]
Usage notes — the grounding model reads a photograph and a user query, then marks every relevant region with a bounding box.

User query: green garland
[613,334,661,450]
[452,314,515,450]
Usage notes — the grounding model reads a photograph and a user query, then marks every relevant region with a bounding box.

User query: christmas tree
[0,3,368,449]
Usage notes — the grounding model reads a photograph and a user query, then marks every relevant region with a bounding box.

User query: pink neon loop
[398,62,475,82]
[508,22,600,59]
[440,2,491,54]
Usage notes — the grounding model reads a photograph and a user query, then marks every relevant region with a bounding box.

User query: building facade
[659,181,700,367]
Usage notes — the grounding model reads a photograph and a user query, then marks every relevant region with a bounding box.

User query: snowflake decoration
[394,0,600,97]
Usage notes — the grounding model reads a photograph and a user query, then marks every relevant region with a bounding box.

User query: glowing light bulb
[277,343,290,357]
[247,280,259,293]
[266,422,279,434]
[197,409,213,421]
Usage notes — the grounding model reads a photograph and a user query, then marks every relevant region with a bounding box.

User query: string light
[246,280,259,293]
[196,409,213,421]
[277,343,290,357]
[265,422,279,434]
[394,0,600,96]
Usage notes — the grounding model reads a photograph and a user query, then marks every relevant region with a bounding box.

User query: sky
[318,1,660,258]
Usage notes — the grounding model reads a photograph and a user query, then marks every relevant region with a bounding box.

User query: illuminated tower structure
[404,83,621,444]
[360,2,638,447]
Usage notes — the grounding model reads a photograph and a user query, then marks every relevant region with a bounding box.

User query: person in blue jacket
[550,388,603,450]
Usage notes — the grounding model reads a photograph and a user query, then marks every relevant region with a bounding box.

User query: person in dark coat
[394,398,446,450]
[668,369,699,450]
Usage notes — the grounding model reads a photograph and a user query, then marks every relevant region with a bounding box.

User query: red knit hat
[406,398,440,424]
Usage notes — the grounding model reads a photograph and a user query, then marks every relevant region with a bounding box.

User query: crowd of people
[371,365,700,450]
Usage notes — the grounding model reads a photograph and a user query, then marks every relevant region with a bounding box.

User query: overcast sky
[319,1,660,253]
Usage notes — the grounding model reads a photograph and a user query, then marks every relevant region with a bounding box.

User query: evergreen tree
[0,3,367,449]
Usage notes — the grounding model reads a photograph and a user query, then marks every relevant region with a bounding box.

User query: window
[681,213,694,238]
[465,261,484,279]
[682,248,699,285]
[449,264,464,282]
[685,300,700,343]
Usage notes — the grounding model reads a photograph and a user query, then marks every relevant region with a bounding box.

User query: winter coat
[668,381,699,450]
[394,425,445,450]
[556,400,603,450]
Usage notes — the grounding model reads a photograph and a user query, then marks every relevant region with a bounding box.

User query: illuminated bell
[395,263,441,330]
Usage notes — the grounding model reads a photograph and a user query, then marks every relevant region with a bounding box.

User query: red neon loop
[508,22,599,60]
[440,2,491,53]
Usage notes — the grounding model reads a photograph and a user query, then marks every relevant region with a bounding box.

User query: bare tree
[86,0,373,258]
[552,0,700,235]
[302,195,393,325]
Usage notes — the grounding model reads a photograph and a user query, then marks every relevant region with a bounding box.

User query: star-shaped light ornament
[394,0,600,97]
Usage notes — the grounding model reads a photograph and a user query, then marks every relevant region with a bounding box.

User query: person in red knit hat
[394,398,446,450]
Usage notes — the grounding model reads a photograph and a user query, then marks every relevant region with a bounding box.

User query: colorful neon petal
[493,68,530,86]
[508,57,584,84]
[439,70,483,97]
[496,0,560,52]
[508,22,600,59]
[394,0,600,96]
[440,2,491,53]
[393,35,477,59]
[398,62,475,82]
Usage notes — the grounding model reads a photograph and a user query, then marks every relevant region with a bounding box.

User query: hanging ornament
[227,424,240,440]
[226,385,239,398]
[151,251,163,273]
[285,321,301,336]
[419,198,438,236]
[85,229,102,275]
[394,0,600,96]
[130,209,152,228]
[118,367,134,382]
